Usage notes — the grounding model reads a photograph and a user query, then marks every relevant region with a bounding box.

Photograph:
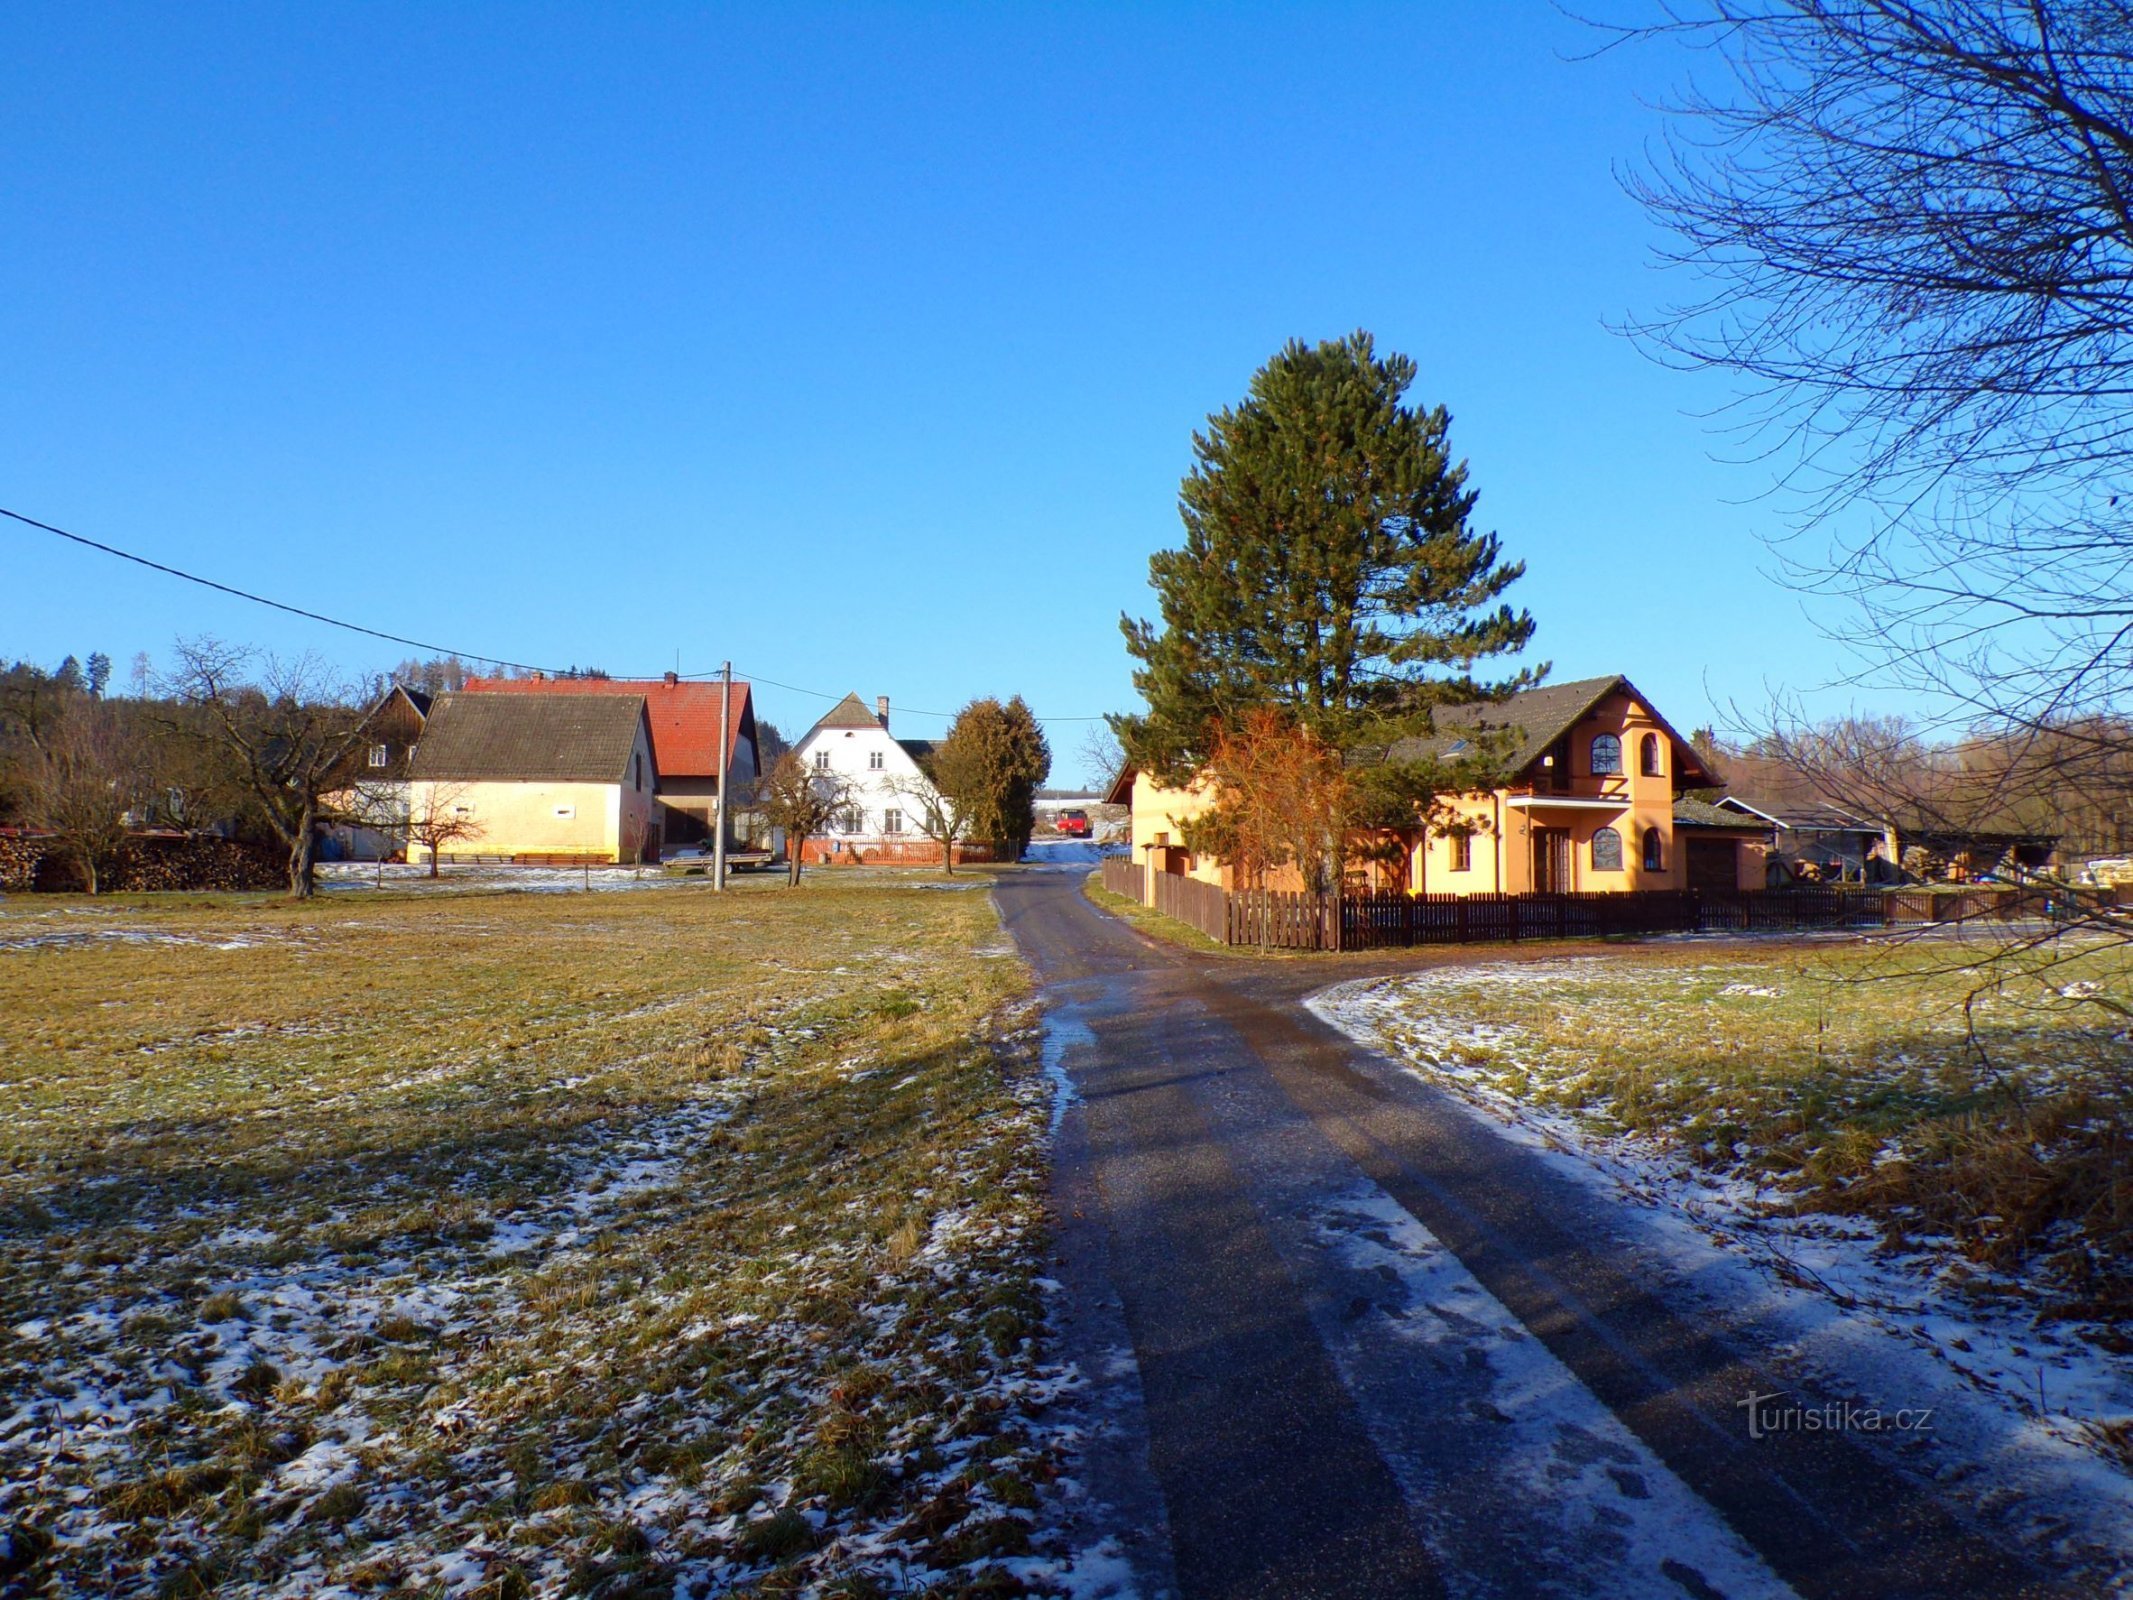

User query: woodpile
[0,832,286,894]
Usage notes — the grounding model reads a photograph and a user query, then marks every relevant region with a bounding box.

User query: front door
[1534,828,1572,893]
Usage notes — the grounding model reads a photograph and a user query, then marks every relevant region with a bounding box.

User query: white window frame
[368,743,389,768]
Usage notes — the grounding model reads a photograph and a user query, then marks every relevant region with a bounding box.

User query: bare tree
[163,639,373,899]
[1607,2,2133,740]
[886,770,976,877]
[394,783,485,877]
[754,752,847,887]
[1080,723,1126,795]
[20,698,146,894]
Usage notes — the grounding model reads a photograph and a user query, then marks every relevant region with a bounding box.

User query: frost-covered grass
[1320,940,2133,1332]
[0,882,1075,1598]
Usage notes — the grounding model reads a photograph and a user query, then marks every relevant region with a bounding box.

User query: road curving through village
[995,868,2096,1600]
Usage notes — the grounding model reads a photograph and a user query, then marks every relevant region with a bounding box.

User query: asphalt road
[994,869,2089,1600]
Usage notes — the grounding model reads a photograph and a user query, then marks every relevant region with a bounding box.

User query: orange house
[1108,675,1769,899]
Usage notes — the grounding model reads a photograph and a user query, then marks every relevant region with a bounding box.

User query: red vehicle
[1055,808,1093,838]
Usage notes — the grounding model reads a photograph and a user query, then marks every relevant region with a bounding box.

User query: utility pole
[713,661,731,892]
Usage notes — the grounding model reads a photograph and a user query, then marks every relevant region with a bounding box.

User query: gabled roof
[411,692,653,784]
[808,692,886,734]
[1721,796,1879,832]
[461,676,753,779]
[1386,674,1720,786]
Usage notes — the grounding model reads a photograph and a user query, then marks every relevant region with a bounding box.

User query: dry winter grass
[1343,937,2133,1330]
[0,879,1064,1598]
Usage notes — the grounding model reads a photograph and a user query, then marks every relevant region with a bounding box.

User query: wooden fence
[1100,858,1141,901]
[1151,871,1233,943]
[1095,863,2117,952]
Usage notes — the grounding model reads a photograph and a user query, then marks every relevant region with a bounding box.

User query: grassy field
[0,877,1065,1598]
[1323,937,2133,1331]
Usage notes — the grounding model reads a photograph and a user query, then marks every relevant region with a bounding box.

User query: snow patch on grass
[1313,962,2133,1583]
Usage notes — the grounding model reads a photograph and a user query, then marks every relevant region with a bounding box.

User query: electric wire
[3,504,1115,723]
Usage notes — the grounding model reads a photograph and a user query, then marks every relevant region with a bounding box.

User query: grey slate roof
[1384,675,1720,785]
[411,692,651,784]
[811,692,884,733]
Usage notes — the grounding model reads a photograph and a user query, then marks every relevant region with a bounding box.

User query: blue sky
[1,3,1845,784]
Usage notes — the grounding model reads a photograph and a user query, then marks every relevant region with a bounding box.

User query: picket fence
[1096,857,2109,952]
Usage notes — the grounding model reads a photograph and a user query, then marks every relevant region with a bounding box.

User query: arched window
[1640,733,1662,777]
[1590,733,1622,775]
[1643,826,1663,872]
[1591,826,1623,871]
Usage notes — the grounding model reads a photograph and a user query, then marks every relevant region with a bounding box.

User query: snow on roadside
[1310,967,2133,1586]
[1310,1183,1800,1600]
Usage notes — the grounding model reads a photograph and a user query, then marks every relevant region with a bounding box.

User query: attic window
[368,743,389,768]
[1591,734,1623,776]
[869,750,884,770]
[814,749,832,771]
[1640,733,1662,777]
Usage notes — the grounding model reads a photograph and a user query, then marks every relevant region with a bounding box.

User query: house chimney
[876,695,890,730]
[663,671,678,686]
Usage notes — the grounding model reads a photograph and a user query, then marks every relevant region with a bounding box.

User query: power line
[1,505,561,676]
[4,503,1118,722]
[726,667,1111,724]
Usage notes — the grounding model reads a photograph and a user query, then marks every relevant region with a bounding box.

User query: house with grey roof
[1112,674,1770,898]
[788,692,991,866]
[405,691,660,865]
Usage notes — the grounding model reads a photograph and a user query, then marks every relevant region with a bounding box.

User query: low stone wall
[0,832,287,894]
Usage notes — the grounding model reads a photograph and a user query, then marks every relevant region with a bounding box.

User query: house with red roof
[461,671,758,852]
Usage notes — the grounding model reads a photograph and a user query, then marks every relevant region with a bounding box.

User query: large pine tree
[1117,332,1540,787]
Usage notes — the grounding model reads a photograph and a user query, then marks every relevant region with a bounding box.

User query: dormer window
[1640,733,1663,777]
[1590,734,1623,776]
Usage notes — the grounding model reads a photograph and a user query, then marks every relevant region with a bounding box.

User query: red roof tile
[461,676,753,778]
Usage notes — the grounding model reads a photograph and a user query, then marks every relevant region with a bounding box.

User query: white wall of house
[791,718,941,845]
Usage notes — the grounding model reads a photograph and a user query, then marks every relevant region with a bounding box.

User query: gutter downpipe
[1495,791,1505,893]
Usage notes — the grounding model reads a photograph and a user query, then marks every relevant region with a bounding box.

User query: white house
[789,693,988,866]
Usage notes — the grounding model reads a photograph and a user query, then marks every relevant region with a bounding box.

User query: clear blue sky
[1,3,1845,784]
